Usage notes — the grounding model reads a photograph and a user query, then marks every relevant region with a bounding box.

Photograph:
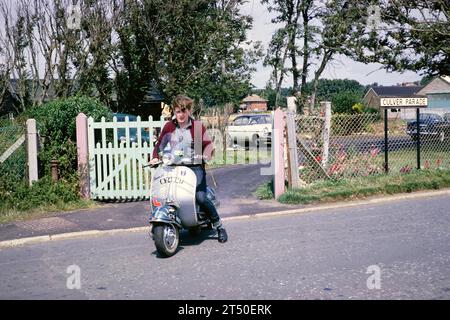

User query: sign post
[380,96,428,172]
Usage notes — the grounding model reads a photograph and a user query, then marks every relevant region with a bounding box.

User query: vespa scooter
[147,153,219,257]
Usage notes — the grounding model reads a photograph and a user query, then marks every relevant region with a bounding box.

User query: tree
[111,0,261,112]
[262,0,366,113]
[0,0,117,112]
[302,78,365,101]
[352,0,449,76]
[331,91,362,114]
[0,0,261,114]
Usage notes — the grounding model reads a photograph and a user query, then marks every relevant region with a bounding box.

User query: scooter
[147,153,219,257]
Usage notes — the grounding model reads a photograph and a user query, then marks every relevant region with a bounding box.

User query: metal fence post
[384,109,389,173]
[26,119,39,186]
[416,108,421,170]
[76,113,90,199]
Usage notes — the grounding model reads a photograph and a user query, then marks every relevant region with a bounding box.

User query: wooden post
[321,101,331,168]
[285,111,300,188]
[76,113,90,199]
[26,119,39,186]
[273,108,285,198]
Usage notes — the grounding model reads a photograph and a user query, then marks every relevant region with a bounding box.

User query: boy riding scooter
[149,95,228,243]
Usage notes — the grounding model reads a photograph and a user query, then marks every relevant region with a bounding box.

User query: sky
[240,0,423,89]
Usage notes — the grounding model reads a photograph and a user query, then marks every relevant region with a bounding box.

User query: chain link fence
[295,112,450,185]
[0,119,28,198]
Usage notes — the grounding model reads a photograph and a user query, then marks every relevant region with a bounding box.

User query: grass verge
[0,200,101,225]
[255,168,450,205]
[0,176,102,225]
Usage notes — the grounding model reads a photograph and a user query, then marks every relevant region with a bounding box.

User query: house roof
[417,75,450,95]
[242,94,268,103]
[370,86,424,97]
[441,75,450,84]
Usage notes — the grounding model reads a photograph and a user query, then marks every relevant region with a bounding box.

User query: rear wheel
[153,224,179,257]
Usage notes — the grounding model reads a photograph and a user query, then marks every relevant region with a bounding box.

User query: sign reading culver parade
[380,97,428,108]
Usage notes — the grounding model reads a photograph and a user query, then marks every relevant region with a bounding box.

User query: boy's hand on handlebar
[149,158,160,166]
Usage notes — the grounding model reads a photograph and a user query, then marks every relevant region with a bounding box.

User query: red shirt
[152,117,214,163]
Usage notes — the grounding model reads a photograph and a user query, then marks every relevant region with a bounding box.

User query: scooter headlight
[162,153,174,165]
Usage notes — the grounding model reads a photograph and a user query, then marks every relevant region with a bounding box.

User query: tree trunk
[299,0,312,113]
[309,50,333,112]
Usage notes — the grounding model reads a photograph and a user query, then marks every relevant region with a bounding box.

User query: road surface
[0,193,449,299]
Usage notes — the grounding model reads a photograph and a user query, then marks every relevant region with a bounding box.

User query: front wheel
[252,135,260,149]
[153,224,179,257]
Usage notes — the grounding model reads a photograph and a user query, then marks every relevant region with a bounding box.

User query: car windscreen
[420,114,443,121]
[233,117,249,125]
[247,116,271,125]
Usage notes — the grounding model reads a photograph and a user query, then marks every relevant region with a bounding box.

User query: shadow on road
[151,229,218,258]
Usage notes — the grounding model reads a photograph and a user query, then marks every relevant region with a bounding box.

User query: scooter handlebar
[144,161,162,168]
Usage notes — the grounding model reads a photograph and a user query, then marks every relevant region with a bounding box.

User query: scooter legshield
[150,166,198,228]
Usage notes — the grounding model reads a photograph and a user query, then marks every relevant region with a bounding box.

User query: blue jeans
[190,166,221,226]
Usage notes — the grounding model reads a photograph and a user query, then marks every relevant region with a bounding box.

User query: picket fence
[87,116,166,200]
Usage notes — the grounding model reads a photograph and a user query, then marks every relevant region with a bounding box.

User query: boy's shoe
[217,227,228,243]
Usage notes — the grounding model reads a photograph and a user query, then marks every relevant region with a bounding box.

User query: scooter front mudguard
[149,205,182,229]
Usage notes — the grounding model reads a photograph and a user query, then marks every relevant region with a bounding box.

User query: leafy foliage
[331,91,363,114]
[113,0,262,111]
[0,174,81,214]
[27,96,112,178]
[351,0,450,76]
[303,79,366,102]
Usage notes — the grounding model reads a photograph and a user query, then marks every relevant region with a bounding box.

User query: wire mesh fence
[0,121,28,197]
[295,112,450,185]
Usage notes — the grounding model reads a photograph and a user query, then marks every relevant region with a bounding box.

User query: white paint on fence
[87,115,166,200]
[321,101,332,168]
[0,135,25,164]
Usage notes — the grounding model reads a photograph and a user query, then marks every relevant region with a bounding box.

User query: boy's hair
[172,94,194,112]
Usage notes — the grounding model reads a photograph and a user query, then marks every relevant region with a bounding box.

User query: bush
[0,146,27,198]
[352,102,364,113]
[331,91,362,114]
[27,96,112,178]
[0,174,81,213]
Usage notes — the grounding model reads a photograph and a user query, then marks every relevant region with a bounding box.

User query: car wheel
[252,135,260,149]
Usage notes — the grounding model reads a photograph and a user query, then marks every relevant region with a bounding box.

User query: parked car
[406,113,450,141]
[226,114,272,147]
[113,113,156,145]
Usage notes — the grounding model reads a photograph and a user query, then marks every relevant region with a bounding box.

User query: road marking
[1,188,449,249]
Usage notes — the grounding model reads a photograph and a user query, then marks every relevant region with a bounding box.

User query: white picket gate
[87,115,166,200]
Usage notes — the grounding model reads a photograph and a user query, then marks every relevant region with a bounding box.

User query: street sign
[380,97,427,108]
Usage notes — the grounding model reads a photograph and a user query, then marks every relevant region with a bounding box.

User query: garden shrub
[28,96,112,179]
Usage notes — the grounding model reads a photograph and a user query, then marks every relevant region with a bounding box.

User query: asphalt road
[0,194,449,300]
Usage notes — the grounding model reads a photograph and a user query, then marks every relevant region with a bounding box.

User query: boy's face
[174,106,191,125]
